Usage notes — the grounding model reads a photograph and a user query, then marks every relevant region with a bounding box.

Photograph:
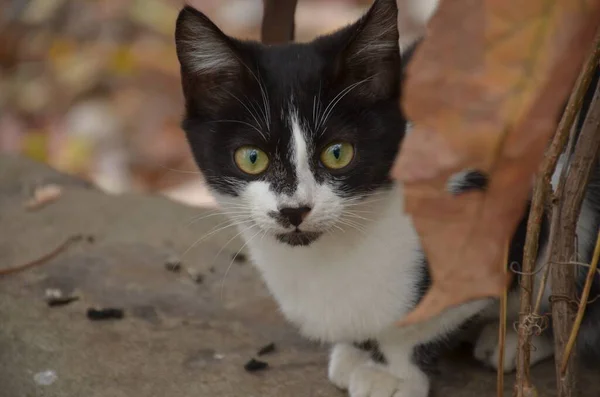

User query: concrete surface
[0,155,597,397]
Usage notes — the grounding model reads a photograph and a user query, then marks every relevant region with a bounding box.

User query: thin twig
[550,76,600,397]
[498,243,509,397]
[514,31,600,397]
[261,0,298,44]
[0,235,83,276]
[560,231,600,374]
[532,121,581,316]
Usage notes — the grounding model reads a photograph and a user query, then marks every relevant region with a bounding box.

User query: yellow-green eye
[234,146,269,175]
[320,142,354,170]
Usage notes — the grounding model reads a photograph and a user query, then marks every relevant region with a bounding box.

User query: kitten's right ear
[175,6,243,115]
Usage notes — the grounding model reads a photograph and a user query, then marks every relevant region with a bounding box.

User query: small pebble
[213,353,225,360]
[87,308,124,320]
[257,342,276,356]
[45,288,78,307]
[33,370,57,386]
[25,184,62,210]
[186,268,204,284]
[47,296,79,307]
[45,288,63,300]
[244,358,269,372]
[164,255,182,272]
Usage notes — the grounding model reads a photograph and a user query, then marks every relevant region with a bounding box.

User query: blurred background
[0,0,371,207]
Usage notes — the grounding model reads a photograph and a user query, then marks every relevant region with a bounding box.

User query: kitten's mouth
[276,230,323,247]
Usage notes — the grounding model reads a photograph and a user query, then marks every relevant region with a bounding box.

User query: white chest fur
[243,186,424,343]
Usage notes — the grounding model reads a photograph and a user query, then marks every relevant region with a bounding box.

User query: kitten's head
[176,0,410,247]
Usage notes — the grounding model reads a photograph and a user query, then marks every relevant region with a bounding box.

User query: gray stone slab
[0,155,596,397]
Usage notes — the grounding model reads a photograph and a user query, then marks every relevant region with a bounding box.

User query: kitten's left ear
[175,6,248,116]
[333,0,401,101]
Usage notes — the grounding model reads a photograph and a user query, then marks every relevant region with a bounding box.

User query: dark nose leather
[279,206,311,227]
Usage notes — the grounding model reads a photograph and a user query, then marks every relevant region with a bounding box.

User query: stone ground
[1,154,598,397]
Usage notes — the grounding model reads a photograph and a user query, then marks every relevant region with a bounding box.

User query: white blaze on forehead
[288,110,316,204]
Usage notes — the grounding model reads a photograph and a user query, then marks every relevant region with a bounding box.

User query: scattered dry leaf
[393,0,600,326]
[25,184,63,210]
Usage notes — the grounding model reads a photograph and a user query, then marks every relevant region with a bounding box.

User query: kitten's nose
[279,206,311,227]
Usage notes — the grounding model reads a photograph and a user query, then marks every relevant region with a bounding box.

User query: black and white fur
[175,0,600,395]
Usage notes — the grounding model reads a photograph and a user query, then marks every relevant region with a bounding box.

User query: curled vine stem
[560,231,600,375]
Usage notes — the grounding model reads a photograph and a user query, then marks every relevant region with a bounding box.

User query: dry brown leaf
[25,184,63,210]
[393,0,600,326]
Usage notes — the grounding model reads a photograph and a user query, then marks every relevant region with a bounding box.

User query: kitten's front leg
[328,343,370,390]
[348,345,430,397]
[474,321,554,372]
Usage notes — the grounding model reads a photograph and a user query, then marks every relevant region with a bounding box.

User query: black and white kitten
[175,0,600,396]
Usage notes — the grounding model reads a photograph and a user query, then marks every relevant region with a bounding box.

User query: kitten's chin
[276,231,323,247]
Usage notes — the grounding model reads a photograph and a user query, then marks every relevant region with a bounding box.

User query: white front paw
[349,364,429,397]
[474,321,554,373]
[328,344,369,390]
[474,321,518,373]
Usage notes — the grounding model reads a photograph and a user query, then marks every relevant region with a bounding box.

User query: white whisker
[317,77,373,134]
[211,119,266,139]
[158,165,200,174]
[185,210,251,226]
[181,219,253,258]
[342,212,373,222]
[220,227,263,301]
[256,68,271,128]
[222,89,267,140]
[336,220,364,235]
[210,221,257,265]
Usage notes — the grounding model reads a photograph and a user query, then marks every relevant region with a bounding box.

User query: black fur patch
[450,170,489,194]
[354,339,387,364]
[175,0,407,198]
[276,231,323,247]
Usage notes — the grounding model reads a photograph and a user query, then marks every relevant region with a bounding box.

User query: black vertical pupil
[332,145,341,159]
[249,150,258,164]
